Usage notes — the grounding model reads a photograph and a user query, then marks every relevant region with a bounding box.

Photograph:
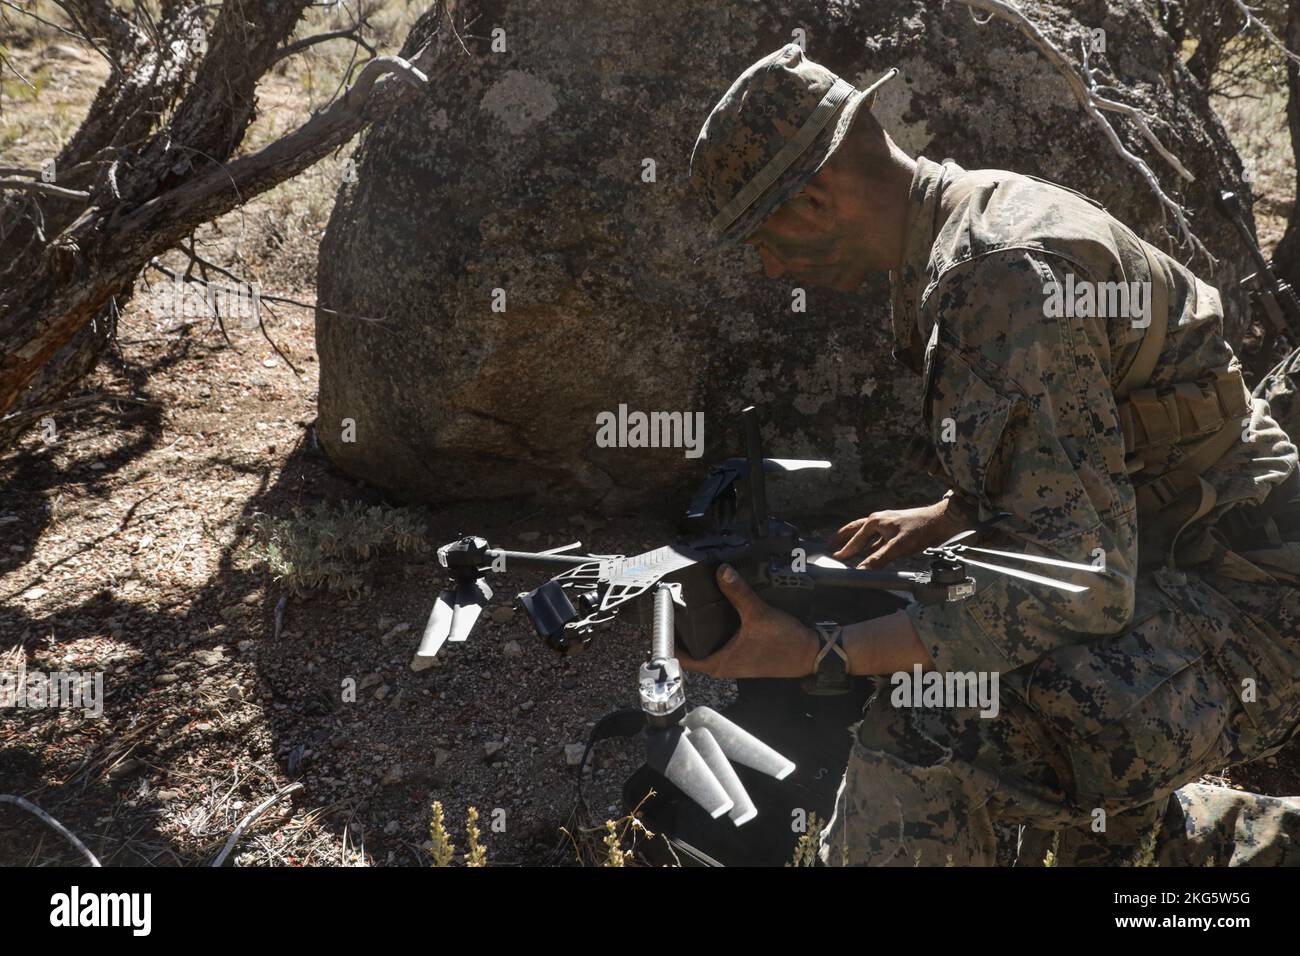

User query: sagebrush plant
[787,812,824,867]
[465,807,487,867]
[429,801,488,867]
[429,801,456,867]
[559,792,658,866]
[247,499,428,595]
[1043,831,1060,867]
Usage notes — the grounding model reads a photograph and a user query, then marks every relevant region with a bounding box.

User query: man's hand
[677,564,819,678]
[831,497,963,569]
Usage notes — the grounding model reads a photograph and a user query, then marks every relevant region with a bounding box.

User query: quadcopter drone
[413,406,1099,852]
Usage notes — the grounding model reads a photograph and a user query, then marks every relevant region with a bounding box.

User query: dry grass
[1205,40,1296,255]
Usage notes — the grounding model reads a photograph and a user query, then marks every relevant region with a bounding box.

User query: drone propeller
[681,706,795,781]
[644,726,733,820]
[686,725,758,825]
[411,577,493,671]
[939,553,1089,593]
[686,456,832,520]
[937,511,1012,549]
[947,544,1103,574]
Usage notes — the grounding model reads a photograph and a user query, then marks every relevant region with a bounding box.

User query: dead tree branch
[954,0,1212,262]
[0,794,102,866]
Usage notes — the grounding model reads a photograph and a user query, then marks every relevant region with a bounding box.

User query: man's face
[742,184,870,293]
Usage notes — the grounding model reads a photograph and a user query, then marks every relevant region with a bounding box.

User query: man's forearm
[842,609,934,675]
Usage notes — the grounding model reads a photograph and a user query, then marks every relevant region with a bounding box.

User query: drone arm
[776,562,975,606]
[483,549,597,573]
[651,583,675,662]
[783,563,924,592]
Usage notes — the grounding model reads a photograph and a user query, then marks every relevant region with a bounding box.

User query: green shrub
[247,500,427,595]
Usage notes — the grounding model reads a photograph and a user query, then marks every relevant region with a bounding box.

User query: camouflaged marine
[688,45,1300,866]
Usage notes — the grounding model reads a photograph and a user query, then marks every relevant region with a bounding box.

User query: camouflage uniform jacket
[890,157,1298,679]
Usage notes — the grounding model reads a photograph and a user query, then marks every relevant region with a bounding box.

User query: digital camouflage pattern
[818,158,1300,865]
[1255,346,1300,439]
[688,45,886,247]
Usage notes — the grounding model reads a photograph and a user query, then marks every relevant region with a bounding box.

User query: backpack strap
[1116,241,1170,397]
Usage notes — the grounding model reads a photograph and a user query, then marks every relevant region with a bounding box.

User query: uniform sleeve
[906,250,1139,675]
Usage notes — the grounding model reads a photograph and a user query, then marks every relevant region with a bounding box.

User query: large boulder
[316,0,1250,513]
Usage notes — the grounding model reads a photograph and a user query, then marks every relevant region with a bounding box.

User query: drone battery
[676,597,741,661]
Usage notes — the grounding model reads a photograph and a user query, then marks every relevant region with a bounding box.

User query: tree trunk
[1272,0,1300,286]
[0,2,446,435]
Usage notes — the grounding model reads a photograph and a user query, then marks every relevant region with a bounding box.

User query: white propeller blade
[957,555,1089,593]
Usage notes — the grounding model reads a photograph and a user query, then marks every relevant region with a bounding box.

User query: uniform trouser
[819,542,1300,867]
[818,692,1300,866]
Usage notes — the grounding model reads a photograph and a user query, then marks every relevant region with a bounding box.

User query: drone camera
[518,580,580,649]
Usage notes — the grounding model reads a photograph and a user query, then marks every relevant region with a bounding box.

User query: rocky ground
[2,10,1299,867]
[0,297,752,865]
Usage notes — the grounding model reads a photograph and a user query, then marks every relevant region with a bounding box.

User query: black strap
[1219,469,1300,551]
[576,708,646,806]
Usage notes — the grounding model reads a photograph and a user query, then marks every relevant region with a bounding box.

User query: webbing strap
[1116,241,1170,397]
[709,79,856,238]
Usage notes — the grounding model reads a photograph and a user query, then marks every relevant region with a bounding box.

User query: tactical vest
[923,172,1259,568]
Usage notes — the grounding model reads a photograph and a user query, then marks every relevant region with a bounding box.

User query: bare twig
[209,782,304,866]
[0,794,102,866]
[146,257,389,325]
[1230,0,1300,66]
[273,27,377,65]
[0,48,35,89]
[953,0,1212,262]
[0,179,91,201]
[0,390,160,432]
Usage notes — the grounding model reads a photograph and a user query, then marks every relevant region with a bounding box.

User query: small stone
[380,622,411,641]
[359,672,383,690]
[107,758,142,779]
[155,673,180,686]
[502,640,523,658]
[564,743,586,767]
[519,700,535,713]
[484,741,505,760]
[489,607,515,624]
[157,790,181,802]
[434,749,452,768]
[373,684,390,701]
[192,647,226,667]
[381,765,404,785]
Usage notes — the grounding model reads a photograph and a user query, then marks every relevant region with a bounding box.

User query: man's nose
[758,246,785,279]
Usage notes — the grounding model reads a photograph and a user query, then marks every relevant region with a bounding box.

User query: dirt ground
[3,11,1300,867]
